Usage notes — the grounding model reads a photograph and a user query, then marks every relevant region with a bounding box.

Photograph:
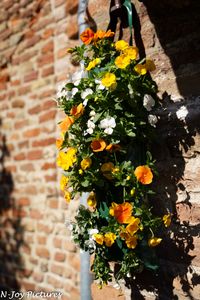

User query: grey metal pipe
[78,1,92,300]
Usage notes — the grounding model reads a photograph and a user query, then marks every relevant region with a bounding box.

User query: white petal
[104,127,113,135]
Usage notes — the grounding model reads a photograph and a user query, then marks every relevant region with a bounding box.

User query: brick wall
[0,0,80,299]
[0,0,200,299]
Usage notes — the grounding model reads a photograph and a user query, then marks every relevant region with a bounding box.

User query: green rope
[123,0,133,45]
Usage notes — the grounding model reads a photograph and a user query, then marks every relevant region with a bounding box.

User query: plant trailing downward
[56,28,171,286]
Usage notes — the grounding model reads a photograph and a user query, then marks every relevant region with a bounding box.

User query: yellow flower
[145,59,156,71]
[101,73,117,88]
[125,235,138,249]
[126,175,131,181]
[163,214,171,227]
[134,64,147,75]
[134,165,153,185]
[148,237,162,247]
[60,175,69,191]
[123,46,138,60]
[78,169,83,175]
[87,192,97,208]
[101,162,115,180]
[70,103,84,118]
[115,55,131,69]
[115,40,129,51]
[104,232,116,247]
[93,233,104,245]
[126,217,140,236]
[112,167,120,174]
[130,188,135,196]
[64,190,71,203]
[57,148,77,170]
[86,58,101,71]
[81,157,92,170]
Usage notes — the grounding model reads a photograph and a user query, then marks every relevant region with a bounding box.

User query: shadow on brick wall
[106,1,200,298]
[124,97,200,299]
[142,0,200,97]
[0,120,24,291]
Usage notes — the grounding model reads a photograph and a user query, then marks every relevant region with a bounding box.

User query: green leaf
[99,202,109,219]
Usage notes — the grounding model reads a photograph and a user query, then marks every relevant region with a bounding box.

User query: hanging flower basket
[56,28,171,287]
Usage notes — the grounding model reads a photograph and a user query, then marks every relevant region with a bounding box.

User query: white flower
[148,114,158,127]
[95,79,105,90]
[99,117,116,135]
[88,228,99,236]
[89,110,96,118]
[72,70,87,86]
[176,105,188,121]
[86,119,95,134]
[143,94,155,111]
[57,82,70,99]
[71,87,78,96]
[86,128,93,134]
[83,99,88,107]
[81,88,93,99]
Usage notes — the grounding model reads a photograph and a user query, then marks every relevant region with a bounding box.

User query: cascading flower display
[56,28,171,286]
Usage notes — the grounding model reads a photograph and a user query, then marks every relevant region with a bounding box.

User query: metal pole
[77,1,92,299]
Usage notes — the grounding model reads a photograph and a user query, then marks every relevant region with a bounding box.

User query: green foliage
[57,29,171,286]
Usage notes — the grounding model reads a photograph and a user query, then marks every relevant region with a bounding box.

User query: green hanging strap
[123,0,133,46]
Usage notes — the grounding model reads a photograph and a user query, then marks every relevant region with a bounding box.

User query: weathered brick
[20,163,35,171]
[51,263,65,276]
[24,128,40,138]
[27,150,43,160]
[24,70,38,82]
[36,247,50,259]
[30,209,43,219]
[53,237,62,249]
[41,65,54,77]
[32,137,55,147]
[42,28,54,39]
[28,105,41,115]
[42,40,54,53]
[39,110,56,123]
[14,153,26,161]
[17,197,30,206]
[37,235,47,245]
[66,0,78,14]
[37,53,54,67]
[41,162,56,170]
[54,251,66,262]
[14,119,29,129]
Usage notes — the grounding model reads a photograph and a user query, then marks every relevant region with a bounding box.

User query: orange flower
[94,29,114,41]
[91,139,106,152]
[70,103,84,118]
[56,137,63,149]
[134,165,153,185]
[106,143,121,152]
[59,116,74,132]
[80,28,94,45]
[109,202,133,224]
